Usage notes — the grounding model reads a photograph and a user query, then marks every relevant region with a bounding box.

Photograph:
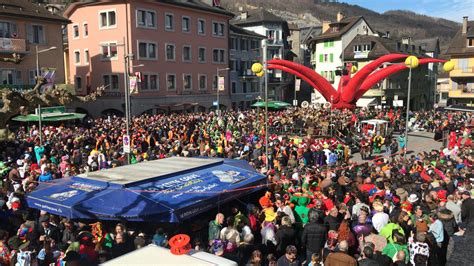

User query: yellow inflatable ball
[443,61,455,72]
[351,65,358,73]
[251,62,263,73]
[256,70,265,77]
[405,56,419,69]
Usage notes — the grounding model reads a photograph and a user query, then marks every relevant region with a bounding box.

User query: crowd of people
[0,107,472,265]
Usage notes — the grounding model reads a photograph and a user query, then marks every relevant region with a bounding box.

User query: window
[324,40,334,48]
[165,13,174,31]
[103,74,119,90]
[27,24,45,44]
[240,39,248,50]
[362,44,371,51]
[84,49,89,64]
[99,10,116,28]
[199,74,207,90]
[83,23,88,37]
[231,82,236,94]
[468,38,474,47]
[212,49,225,63]
[138,41,157,60]
[230,38,237,50]
[74,50,80,64]
[75,76,82,90]
[183,45,191,62]
[73,24,79,38]
[136,9,156,28]
[101,42,118,60]
[212,22,225,37]
[29,70,38,85]
[0,22,17,38]
[198,47,206,63]
[197,19,205,35]
[167,74,176,90]
[354,45,361,52]
[0,69,20,85]
[141,74,158,90]
[212,75,218,89]
[459,58,469,72]
[183,74,192,90]
[166,44,175,61]
[182,16,190,32]
[242,82,247,93]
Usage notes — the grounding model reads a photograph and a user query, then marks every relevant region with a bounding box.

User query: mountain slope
[222,0,459,53]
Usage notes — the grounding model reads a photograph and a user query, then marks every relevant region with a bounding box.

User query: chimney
[241,11,248,20]
[322,21,331,33]
[462,16,468,34]
[337,11,345,22]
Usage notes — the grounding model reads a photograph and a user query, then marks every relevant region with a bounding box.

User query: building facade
[229,24,264,110]
[64,0,233,117]
[0,0,68,90]
[232,9,293,102]
[308,13,376,103]
[446,16,474,106]
[343,35,433,109]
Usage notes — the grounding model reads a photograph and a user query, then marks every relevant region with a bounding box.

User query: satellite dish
[301,101,309,108]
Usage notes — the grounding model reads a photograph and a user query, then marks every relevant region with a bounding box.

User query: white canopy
[356,98,377,108]
[101,244,237,266]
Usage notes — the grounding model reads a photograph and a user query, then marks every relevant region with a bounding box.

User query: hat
[462,191,471,196]
[407,194,419,203]
[264,207,277,222]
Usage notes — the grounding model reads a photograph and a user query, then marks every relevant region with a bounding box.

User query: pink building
[64,0,233,117]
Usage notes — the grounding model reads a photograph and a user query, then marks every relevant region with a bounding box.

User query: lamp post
[251,39,269,171]
[35,45,57,146]
[216,67,230,116]
[330,95,334,136]
[403,56,419,158]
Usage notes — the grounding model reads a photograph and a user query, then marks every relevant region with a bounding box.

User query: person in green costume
[290,195,310,225]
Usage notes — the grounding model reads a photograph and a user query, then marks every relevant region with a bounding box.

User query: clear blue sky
[342,0,473,22]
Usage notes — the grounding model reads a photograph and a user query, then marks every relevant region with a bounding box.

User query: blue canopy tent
[26,157,266,222]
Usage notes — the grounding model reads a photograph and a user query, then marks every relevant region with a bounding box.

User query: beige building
[0,0,69,89]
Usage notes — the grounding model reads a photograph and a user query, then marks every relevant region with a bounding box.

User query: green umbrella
[12,113,86,122]
[251,101,291,109]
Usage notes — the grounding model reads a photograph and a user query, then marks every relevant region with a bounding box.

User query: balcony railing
[0,38,28,53]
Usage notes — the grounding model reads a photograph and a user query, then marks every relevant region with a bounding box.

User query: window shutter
[319,54,323,62]
[26,24,33,43]
[330,53,333,62]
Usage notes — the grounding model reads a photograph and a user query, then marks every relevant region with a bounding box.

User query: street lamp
[35,45,57,146]
[216,67,230,116]
[403,55,419,158]
[251,39,269,170]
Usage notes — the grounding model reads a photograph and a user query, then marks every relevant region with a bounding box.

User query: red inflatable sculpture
[267,54,446,109]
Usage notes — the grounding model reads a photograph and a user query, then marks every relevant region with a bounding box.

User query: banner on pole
[129,76,139,94]
[123,135,130,153]
[295,79,301,92]
[218,76,225,91]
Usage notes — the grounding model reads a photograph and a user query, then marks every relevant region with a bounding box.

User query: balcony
[449,87,474,98]
[0,38,28,54]
[450,67,474,78]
